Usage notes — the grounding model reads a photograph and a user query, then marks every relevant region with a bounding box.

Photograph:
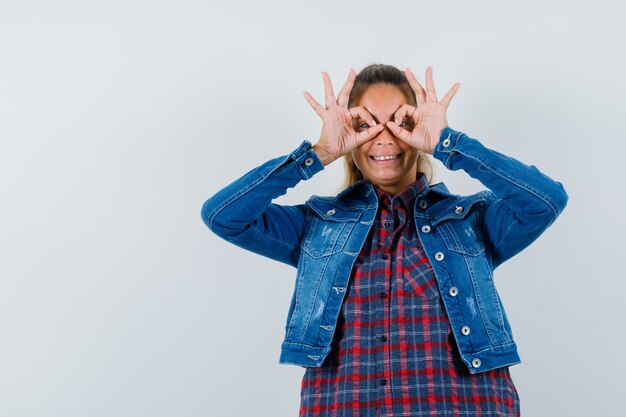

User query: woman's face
[351,84,419,195]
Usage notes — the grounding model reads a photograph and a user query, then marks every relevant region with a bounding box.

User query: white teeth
[372,154,399,161]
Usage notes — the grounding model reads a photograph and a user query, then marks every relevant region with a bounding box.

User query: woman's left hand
[386,67,461,154]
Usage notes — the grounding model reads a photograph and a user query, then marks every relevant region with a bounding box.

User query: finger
[322,71,336,109]
[440,82,461,109]
[302,91,325,118]
[393,104,418,124]
[355,124,384,146]
[337,68,356,108]
[386,121,413,143]
[405,68,426,105]
[349,106,377,127]
[425,66,438,102]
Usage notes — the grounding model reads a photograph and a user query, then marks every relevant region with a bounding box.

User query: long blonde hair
[342,64,434,190]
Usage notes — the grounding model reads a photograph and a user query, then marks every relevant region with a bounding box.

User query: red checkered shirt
[299,175,520,417]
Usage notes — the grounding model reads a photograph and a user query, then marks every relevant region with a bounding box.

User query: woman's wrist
[311,144,336,166]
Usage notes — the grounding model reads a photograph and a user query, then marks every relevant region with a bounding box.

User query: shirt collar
[373,173,429,210]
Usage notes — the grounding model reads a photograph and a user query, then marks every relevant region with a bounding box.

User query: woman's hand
[386,67,461,154]
[303,69,384,166]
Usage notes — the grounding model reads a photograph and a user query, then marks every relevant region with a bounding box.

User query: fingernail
[371,120,376,126]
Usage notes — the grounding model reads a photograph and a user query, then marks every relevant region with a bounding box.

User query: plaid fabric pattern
[299,175,520,417]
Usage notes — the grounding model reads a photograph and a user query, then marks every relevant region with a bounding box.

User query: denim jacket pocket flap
[306,197,362,222]
[301,199,359,258]
[434,195,488,257]
[431,192,489,226]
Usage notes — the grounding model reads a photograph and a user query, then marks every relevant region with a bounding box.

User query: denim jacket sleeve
[200,140,325,267]
[433,127,569,268]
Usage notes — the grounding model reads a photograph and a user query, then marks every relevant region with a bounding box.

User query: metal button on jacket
[419,200,428,210]
[326,208,335,216]
[442,138,451,147]
[472,358,482,368]
[461,326,471,336]
[435,252,445,261]
[421,225,431,233]
[449,287,459,297]
[455,206,464,214]
[304,157,314,166]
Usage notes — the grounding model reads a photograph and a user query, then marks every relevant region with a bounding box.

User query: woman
[201,64,568,416]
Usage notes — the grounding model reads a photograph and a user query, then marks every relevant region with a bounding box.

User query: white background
[1,1,625,416]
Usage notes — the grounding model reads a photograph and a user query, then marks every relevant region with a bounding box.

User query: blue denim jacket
[201,127,568,374]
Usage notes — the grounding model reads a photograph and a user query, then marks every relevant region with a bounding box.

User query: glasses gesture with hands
[303,66,461,165]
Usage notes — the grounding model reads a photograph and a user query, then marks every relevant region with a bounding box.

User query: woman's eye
[399,120,410,128]
[358,122,370,130]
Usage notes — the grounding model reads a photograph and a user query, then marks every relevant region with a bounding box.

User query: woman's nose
[375,126,396,145]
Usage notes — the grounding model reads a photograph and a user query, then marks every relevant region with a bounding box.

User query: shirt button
[381,335,388,342]
[421,225,431,233]
[461,326,471,336]
[472,358,482,368]
[304,157,314,166]
[383,221,390,228]
[380,292,388,299]
[380,379,388,386]
[449,287,459,297]
[326,208,335,216]
[419,200,428,210]
[455,206,464,214]
[434,252,445,261]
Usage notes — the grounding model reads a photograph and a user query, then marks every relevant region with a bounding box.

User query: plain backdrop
[1,1,625,416]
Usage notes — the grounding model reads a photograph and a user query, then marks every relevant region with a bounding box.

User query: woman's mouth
[370,153,401,161]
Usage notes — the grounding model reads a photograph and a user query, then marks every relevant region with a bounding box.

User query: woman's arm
[200,140,324,267]
[433,127,568,268]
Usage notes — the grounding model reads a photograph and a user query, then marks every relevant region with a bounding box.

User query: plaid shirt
[299,175,520,417]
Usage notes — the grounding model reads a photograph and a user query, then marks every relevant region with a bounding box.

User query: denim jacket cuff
[432,127,464,168]
[287,140,325,180]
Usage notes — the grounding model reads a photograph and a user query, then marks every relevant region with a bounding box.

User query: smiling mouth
[370,153,401,161]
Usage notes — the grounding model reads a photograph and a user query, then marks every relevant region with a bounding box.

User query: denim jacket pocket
[301,198,360,258]
[434,201,486,257]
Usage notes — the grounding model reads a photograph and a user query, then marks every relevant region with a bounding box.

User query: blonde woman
[201,64,568,416]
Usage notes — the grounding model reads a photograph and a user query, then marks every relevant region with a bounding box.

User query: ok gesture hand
[386,67,461,154]
[303,69,384,166]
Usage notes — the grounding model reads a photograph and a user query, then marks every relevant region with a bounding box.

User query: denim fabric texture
[201,127,568,374]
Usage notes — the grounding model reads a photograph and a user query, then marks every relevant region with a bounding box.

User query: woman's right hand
[303,69,384,166]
